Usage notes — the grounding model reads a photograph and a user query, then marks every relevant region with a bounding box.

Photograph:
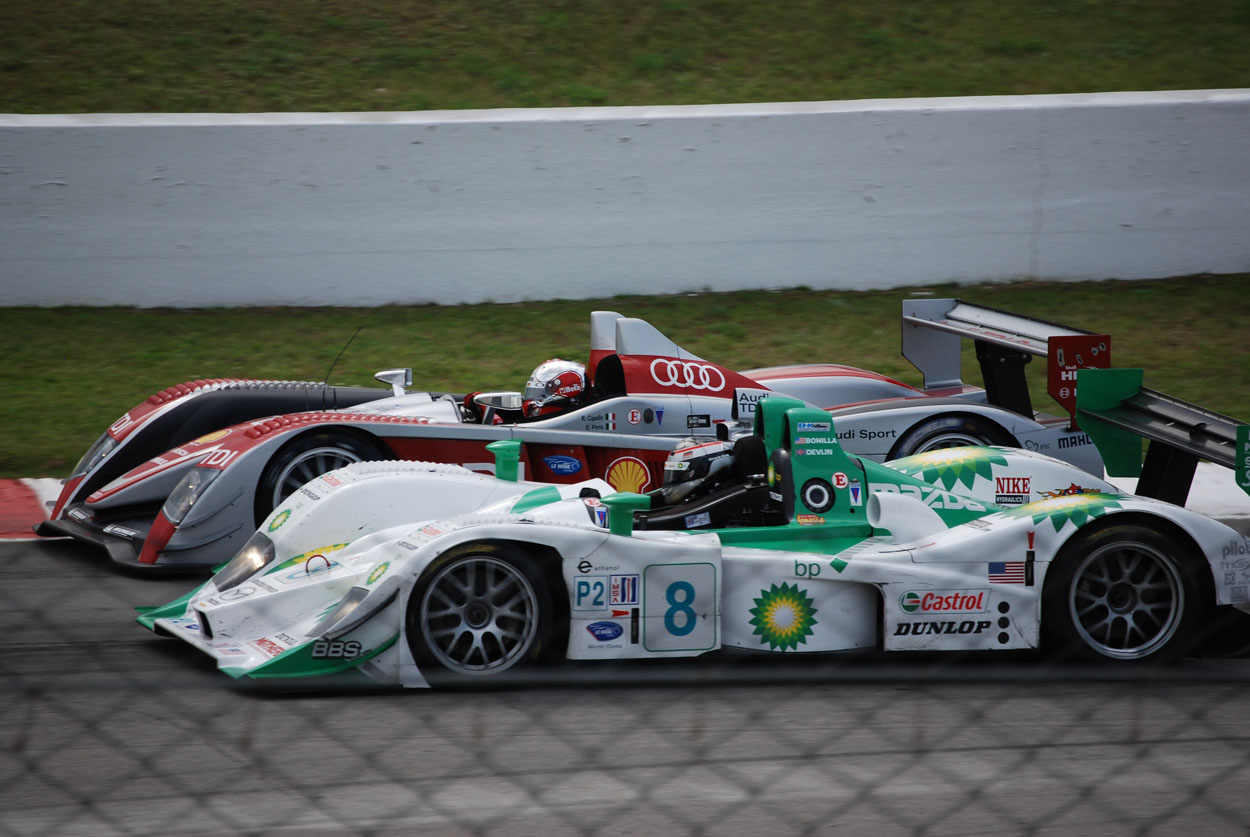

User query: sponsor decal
[595,506,608,527]
[1057,433,1093,450]
[606,456,651,493]
[207,641,247,656]
[832,472,848,489]
[873,483,986,512]
[1221,539,1250,561]
[849,478,862,507]
[687,414,712,429]
[586,621,624,641]
[543,455,583,475]
[267,509,291,532]
[420,525,443,537]
[611,574,639,605]
[311,639,363,659]
[650,359,726,392]
[109,413,134,435]
[191,429,232,445]
[628,409,642,425]
[219,586,256,601]
[103,524,140,539]
[685,512,712,528]
[796,421,832,432]
[894,620,992,636]
[643,408,655,424]
[397,540,421,551]
[890,448,1010,492]
[899,590,989,614]
[988,561,1026,584]
[856,428,896,441]
[298,487,321,502]
[795,514,825,525]
[367,562,389,585]
[252,578,277,593]
[321,474,342,487]
[253,637,286,657]
[995,476,1031,505]
[1038,483,1101,500]
[749,583,818,651]
[1002,493,1121,533]
[274,633,299,646]
[655,407,664,425]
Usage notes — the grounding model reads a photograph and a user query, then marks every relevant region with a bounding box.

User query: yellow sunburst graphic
[606,457,651,492]
[191,428,231,445]
[905,447,989,466]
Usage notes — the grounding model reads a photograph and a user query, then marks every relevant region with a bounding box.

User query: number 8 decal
[643,562,717,651]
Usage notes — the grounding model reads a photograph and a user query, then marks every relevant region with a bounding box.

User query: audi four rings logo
[649,359,726,391]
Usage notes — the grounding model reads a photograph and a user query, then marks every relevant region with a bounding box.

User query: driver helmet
[657,436,734,504]
[523,358,586,417]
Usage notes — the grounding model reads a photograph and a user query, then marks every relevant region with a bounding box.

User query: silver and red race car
[41,301,1110,570]
[136,389,1250,685]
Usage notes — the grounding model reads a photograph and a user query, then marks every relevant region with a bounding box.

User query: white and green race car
[138,382,1250,685]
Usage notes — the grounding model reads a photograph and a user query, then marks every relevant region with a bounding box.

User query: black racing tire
[887,414,1015,460]
[1042,522,1207,665]
[254,431,385,524]
[406,543,556,687]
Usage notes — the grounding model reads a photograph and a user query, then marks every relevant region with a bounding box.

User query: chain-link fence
[3,541,1250,836]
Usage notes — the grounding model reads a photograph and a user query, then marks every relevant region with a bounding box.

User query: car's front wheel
[1043,522,1206,664]
[406,543,555,686]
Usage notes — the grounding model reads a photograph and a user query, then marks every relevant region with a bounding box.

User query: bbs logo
[311,639,363,659]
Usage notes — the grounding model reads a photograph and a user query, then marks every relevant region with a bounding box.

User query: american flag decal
[988,561,1026,584]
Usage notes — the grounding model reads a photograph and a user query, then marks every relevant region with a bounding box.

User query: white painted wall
[3,90,1248,307]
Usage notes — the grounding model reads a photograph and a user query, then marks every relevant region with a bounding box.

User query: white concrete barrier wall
[3,90,1248,307]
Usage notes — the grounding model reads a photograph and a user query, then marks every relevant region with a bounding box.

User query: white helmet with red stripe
[657,436,733,504]
[523,358,586,417]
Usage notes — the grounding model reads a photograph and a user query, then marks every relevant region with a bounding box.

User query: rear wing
[902,298,1110,425]
[1076,367,1250,505]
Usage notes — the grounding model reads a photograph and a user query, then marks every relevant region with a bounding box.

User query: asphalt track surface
[3,533,1249,836]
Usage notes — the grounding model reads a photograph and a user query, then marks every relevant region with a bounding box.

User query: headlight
[214,531,277,592]
[71,434,118,478]
[162,468,221,524]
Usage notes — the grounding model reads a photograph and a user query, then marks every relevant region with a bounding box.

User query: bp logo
[267,509,291,532]
[367,562,389,585]
[748,583,818,651]
[900,591,923,613]
[767,463,777,487]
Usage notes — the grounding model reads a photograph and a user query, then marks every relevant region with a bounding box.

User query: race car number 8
[643,562,717,652]
[664,581,696,636]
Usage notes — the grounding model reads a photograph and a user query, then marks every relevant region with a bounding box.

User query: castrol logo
[649,359,726,392]
[899,590,988,614]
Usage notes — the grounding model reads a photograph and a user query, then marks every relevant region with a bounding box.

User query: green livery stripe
[511,485,562,514]
[135,580,213,631]
[226,633,400,680]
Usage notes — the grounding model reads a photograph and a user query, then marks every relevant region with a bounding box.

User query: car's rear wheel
[255,431,384,523]
[1043,522,1206,664]
[887,415,1013,460]
[407,543,554,686]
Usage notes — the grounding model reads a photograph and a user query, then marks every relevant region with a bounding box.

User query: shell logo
[606,456,651,493]
[191,428,232,445]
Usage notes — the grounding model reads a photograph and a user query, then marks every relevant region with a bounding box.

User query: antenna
[322,326,363,410]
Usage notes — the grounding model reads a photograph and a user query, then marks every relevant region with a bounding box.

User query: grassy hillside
[3,0,1248,113]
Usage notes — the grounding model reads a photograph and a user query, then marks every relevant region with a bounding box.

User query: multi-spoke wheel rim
[270,446,364,507]
[420,556,540,676]
[1068,540,1184,661]
[915,431,986,453]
